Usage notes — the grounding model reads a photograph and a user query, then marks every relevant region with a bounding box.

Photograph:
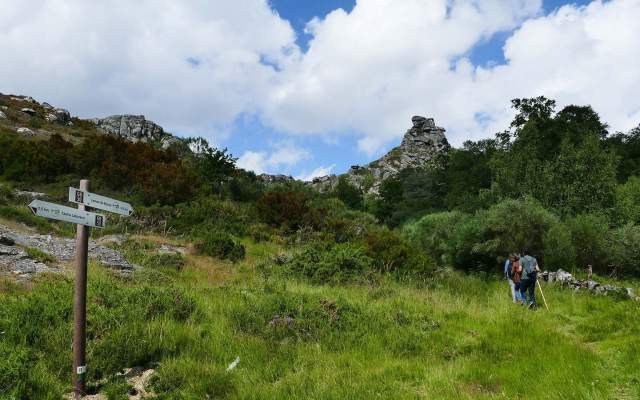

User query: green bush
[195,231,246,262]
[363,227,436,277]
[406,199,558,272]
[543,222,576,269]
[606,224,640,277]
[566,213,610,272]
[285,241,373,284]
[613,176,640,225]
[403,211,469,266]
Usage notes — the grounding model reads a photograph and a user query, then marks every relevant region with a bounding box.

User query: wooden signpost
[28,180,133,398]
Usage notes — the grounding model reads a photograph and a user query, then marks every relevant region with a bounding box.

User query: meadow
[2,236,638,400]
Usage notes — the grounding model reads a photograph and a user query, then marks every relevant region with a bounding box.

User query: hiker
[504,254,516,303]
[519,249,540,309]
[511,254,524,304]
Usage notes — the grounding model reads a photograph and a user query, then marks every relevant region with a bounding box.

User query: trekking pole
[536,277,550,311]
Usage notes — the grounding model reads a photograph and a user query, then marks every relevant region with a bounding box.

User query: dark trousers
[519,276,536,305]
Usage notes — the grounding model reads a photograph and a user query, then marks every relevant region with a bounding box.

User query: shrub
[605,224,640,277]
[256,191,312,231]
[285,241,373,284]
[332,176,363,210]
[566,213,610,272]
[403,211,469,266]
[195,231,246,262]
[612,176,640,225]
[363,227,436,277]
[543,222,576,269]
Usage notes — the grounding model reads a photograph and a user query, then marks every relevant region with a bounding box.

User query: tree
[332,176,363,210]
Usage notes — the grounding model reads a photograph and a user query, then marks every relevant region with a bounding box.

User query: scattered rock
[11,96,37,103]
[157,243,187,255]
[21,107,36,115]
[0,243,59,280]
[0,234,15,246]
[0,225,136,277]
[96,234,127,247]
[540,269,639,301]
[0,110,6,119]
[117,367,156,400]
[269,315,295,328]
[13,189,47,198]
[16,127,35,136]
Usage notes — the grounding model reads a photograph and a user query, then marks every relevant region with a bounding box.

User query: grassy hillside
[1,94,640,399]
[1,234,639,399]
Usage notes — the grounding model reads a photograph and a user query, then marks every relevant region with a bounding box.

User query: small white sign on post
[28,199,106,228]
[68,187,134,216]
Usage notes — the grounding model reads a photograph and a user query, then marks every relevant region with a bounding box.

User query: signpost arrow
[68,187,133,216]
[27,180,133,397]
[28,199,106,228]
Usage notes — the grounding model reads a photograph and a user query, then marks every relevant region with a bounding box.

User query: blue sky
[221,0,594,178]
[2,0,636,180]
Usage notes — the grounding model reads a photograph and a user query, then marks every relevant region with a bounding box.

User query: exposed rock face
[259,173,296,184]
[0,110,6,119]
[44,108,71,125]
[309,116,450,194]
[21,107,36,115]
[91,114,179,149]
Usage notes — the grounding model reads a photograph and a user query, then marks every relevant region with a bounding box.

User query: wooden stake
[72,179,90,398]
[536,278,550,311]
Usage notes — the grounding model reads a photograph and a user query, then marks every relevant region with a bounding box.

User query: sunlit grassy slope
[1,238,639,399]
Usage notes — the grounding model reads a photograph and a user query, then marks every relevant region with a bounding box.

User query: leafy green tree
[566,213,610,272]
[606,224,640,277]
[332,176,363,210]
[612,176,640,225]
[445,140,496,211]
[605,125,640,181]
[185,137,236,193]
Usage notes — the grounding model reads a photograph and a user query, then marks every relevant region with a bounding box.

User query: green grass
[1,241,638,399]
[25,247,56,264]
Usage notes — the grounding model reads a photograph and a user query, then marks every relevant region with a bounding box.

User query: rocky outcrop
[539,269,639,301]
[44,107,71,125]
[309,116,450,194]
[259,173,296,184]
[92,114,164,142]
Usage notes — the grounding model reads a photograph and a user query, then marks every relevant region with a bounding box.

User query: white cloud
[1,0,639,163]
[0,0,298,138]
[264,0,640,152]
[236,141,310,174]
[296,164,336,182]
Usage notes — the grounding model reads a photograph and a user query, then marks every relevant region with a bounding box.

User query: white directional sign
[68,187,133,216]
[28,200,106,228]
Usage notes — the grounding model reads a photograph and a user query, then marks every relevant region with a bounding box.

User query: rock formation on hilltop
[310,116,450,194]
[91,115,183,149]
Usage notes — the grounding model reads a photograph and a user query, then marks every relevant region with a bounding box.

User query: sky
[1,0,638,180]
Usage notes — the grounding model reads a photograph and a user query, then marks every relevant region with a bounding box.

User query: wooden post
[73,179,90,398]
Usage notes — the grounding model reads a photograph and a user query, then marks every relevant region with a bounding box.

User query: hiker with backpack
[504,254,517,303]
[510,254,524,304]
[519,249,540,309]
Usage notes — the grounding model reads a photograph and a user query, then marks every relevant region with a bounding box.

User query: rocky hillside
[310,116,450,194]
[0,93,186,150]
